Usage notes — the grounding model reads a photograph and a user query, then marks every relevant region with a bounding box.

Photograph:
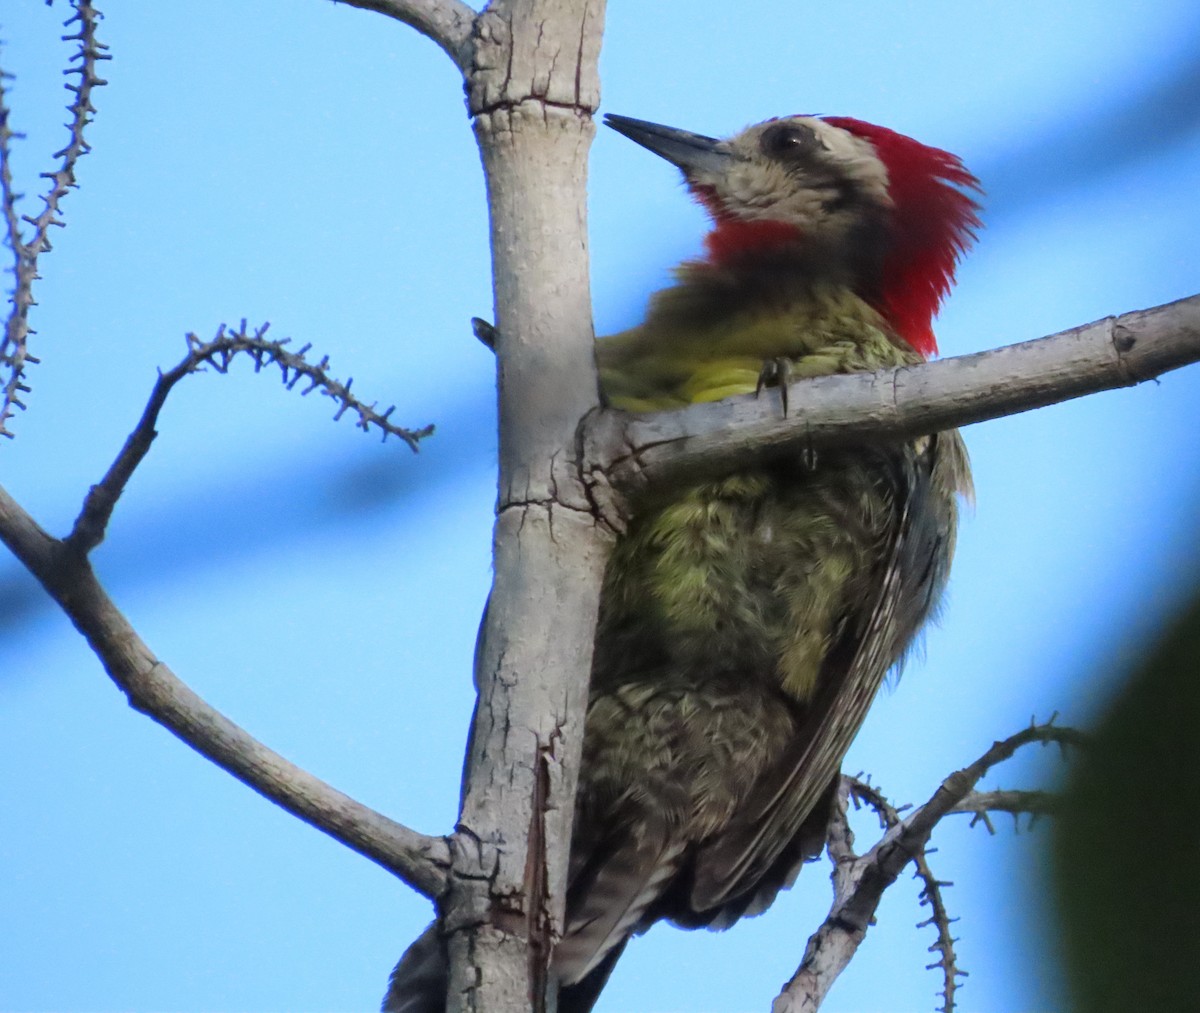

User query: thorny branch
[846,777,963,1013]
[772,719,1083,1013]
[950,788,1060,833]
[64,320,434,554]
[181,321,435,449]
[0,0,109,437]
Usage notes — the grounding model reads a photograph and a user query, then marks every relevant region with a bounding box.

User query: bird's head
[604,113,982,358]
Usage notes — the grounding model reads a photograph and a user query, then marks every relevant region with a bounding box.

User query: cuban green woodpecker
[385,112,979,1013]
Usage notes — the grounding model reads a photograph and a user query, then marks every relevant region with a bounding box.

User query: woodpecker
[384,112,979,1013]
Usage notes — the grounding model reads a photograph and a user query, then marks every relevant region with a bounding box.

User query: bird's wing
[690,436,954,913]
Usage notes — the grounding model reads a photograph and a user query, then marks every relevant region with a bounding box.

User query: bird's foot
[755,356,793,417]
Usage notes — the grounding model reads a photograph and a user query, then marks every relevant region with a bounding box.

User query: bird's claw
[755,356,793,417]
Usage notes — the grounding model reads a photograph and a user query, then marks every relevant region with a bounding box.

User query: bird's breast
[594,452,904,705]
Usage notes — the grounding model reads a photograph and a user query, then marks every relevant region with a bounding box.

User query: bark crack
[473,96,592,119]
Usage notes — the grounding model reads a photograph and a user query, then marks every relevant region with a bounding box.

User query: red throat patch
[689,183,804,264]
[704,218,804,265]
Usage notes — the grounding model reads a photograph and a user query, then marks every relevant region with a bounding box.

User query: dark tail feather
[558,939,628,1013]
[382,922,447,1013]
[382,921,628,1013]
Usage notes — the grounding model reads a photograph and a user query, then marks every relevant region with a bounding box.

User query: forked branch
[772,720,1083,1013]
[847,777,964,1013]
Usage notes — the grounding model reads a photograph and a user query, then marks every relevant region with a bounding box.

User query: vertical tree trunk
[444,2,609,1009]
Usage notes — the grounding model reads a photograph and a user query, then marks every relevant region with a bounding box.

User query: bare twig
[329,0,477,72]
[0,0,109,437]
[0,481,450,898]
[847,777,964,1013]
[951,788,1060,832]
[587,294,1200,511]
[63,321,434,554]
[773,720,1082,1013]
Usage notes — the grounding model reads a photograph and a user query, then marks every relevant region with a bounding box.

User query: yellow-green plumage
[564,282,969,998]
[599,278,910,411]
[595,280,930,704]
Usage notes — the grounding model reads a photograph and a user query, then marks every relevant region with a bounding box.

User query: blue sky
[2,2,1199,1011]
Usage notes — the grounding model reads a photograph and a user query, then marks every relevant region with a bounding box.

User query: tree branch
[950,788,1060,832]
[772,721,1083,1013]
[0,483,449,899]
[0,0,109,436]
[585,293,1200,511]
[329,0,477,72]
[63,321,433,554]
[846,778,964,1013]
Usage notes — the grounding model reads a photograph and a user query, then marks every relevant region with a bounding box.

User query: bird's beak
[604,114,733,177]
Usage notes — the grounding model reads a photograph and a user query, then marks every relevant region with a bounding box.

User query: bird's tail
[558,939,628,1013]
[382,922,446,1013]
[555,825,684,985]
[381,922,627,1013]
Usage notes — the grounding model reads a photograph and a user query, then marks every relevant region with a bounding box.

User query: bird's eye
[761,123,821,160]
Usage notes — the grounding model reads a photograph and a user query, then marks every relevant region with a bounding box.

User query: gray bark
[446,3,610,1010]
